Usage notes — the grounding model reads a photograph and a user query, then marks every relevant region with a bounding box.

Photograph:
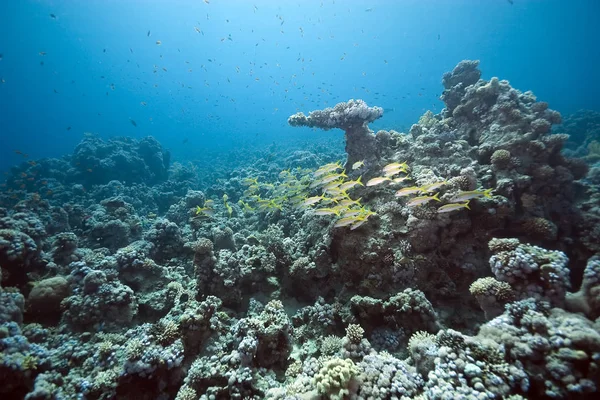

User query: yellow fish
[437,201,470,213]
[395,187,422,197]
[242,177,259,186]
[420,181,448,193]
[337,197,362,207]
[333,216,360,228]
[350,218,368,230]
[300,195,325,207]
[339,176,363,191]
[391,176,411,185]
[314,162,342,177]
[383,162,408,172]
[314,208,340,216]
[319,172,347,185]
[383,167,406,178]
[366,176,391,187]
[450,188,494,202]
[352,160,365,170]
[407,193,441,207]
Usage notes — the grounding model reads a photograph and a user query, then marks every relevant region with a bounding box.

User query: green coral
[314,358,358,400]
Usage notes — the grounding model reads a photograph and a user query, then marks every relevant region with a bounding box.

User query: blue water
[1,0,598,173]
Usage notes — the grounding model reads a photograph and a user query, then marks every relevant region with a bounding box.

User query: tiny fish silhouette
[130,119,137,127]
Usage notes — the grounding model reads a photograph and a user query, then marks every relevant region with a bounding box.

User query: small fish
[314,208,339,216]
[450,188,494,202]
[314,162,342,177]
[391,176,411,184]
[383,162,408,172]
[239,200,255,212]
[407,193,441,207]
[322,180,342,190]
[203,0,210,3]
[366,176,391,187]
[130,119,137,127]
[50,13,57,19]
[333,216,360,228]
[350,218,368,230]
[39,51,46,56]
[156,40,162,45]
[395,186,423,197]
[0,54,3,61]
[437,201,470,213]
[339,177,363,191]
[140,101,147,106]
[198,207,215,218]
[420,181,448,193]
[66,126,71,130]
[242,177,259,186]
[301,195,325,207]
[383,167,406,178]
[352,160,365,170]
[320,172,347,185]
[147,30,151,37]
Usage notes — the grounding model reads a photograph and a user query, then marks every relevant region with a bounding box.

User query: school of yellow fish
[193,159,494,231]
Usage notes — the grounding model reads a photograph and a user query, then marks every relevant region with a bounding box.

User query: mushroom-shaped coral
[288,99,383,168]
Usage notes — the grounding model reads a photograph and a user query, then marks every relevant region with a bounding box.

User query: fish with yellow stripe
[437,201,470,213]
[450,188,494,202]
[406,193,441,207]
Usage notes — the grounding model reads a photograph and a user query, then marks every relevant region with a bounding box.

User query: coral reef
[1,61,599,399]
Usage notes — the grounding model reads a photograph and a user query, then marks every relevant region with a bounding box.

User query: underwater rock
[26,276,70,320]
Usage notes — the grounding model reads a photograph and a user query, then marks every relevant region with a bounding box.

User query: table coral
[288,99,383,168]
